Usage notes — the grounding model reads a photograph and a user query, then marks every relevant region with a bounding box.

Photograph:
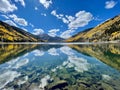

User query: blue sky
[0,0,120,39]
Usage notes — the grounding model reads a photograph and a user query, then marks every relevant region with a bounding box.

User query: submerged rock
[46,80,68,90]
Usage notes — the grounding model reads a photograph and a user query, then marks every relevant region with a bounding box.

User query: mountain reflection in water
[0,43,120,90]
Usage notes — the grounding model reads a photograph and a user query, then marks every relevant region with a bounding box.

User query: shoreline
[0,41,119,45]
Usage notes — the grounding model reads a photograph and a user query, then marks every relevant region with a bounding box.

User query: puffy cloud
[35,7,38,10]
[48,48,59,56]
[39,0,52,9]
[41,13,47,16]
[0,0,17,13]
[9,14,28,26]
[69,11,93,29]
[48,29,59,37]
[51,10,64,19]
[66,15,75,22]
[13,58,29,69]
[105,0,117,9]
[60,46,74,56]
[33,28,44,35]
[39,75,50,89]
[1,15,9,19]
[51,10,93,30]
[33,50,45,56]
[58,46,90,73]
[60,29,74,39]
[0,70,21,89]
[51,10,69,24]
[4,20,17,27]
[7,57,20,66]
[67,56,90,72]
[51,10,93,38]
[102,74,111,80]
[17,76,28,85]
[29,23,34,28]
[21,27,28,31]
[15,0,25,7]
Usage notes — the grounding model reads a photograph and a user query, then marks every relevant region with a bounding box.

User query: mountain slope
[0,21,42,42]
[37,33,64,42]
[0,44,38,64]
[69,44,120,70]
[67,15,120,42]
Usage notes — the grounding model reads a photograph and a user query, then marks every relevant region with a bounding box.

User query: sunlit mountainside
[67,15,120,42]
[0,21,64,42]
[0,15,120,42]
[0,21,42,42]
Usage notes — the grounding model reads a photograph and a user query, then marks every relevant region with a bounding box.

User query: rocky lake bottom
[0,43,120,90]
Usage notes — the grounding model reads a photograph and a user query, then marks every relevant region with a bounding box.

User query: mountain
[0,21,42,42]
[0,44,38,64]
[69,44,120,70]
[66,15,120,42]
[36,33,64,42]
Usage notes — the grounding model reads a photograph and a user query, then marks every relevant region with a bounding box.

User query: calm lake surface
[0,43,120,90]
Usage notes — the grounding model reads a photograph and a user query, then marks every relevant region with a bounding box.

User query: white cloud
[105,0,117,9]
[4,20,17,27]
[51,10,69,24]
[29,23,34,28]
[51,10,93,30]
[17,76,28,85]
[62,18,69,24]
[13,58,29,69]
[0,70,21,89]
[33,50,45,56]
[57,46,90,73]
[7,57,20,66]
[60,29,75,39]
[60,46,74,56]
[51,10,93,38]
[33,28,44,35]
[66,15,75,22]
[39,75,50,89]
[41,13,47,16]
[22,28,28,31]
[35,7,38,10]
[102,74,111,80]
[48,48,59,56]
[48,29,59,37]
[68,11,93,29]
[1,15,9,19]
[51,10,63,19]
[0,0,17,13]
[66,56,90,72]
[15,0,25,7]
[51,10,56,16]
[39,0,52,9]
[9,14,28,26]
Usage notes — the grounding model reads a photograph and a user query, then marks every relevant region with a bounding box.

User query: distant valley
[0,15,120,42]
[0,21,63,42]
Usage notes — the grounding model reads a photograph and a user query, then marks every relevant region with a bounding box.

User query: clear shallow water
[0,44,120,90]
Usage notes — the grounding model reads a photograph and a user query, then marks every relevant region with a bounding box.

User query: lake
[0,43,120,90]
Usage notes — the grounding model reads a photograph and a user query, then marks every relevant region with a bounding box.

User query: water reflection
[69,43,120,70]
[0,44,120,90]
